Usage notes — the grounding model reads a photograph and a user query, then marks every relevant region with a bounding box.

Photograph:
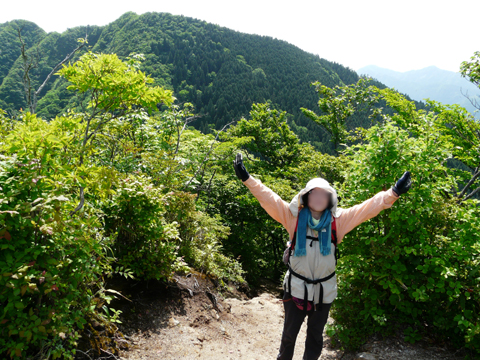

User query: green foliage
[163,190,245,283]
[426,99,480,202]
[301,78,381,153]
[0,109,15,140]
[57,52,174,113]
[223,102,303,173]
[0,52,245,358]
[0,116,112,359]
[327,92,480,357]
[101,175,183,281]
[379,87,480,202]
[460,51,480,88]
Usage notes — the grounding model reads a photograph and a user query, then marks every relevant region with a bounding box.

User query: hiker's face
[307,188,331,212]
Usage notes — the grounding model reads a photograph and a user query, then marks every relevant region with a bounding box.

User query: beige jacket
[243,175,400,304]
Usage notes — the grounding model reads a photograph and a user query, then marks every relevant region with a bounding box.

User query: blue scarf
[294,207,332,257]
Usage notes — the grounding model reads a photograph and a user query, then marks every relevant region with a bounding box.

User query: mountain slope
[0,20,47,84]
[0,21,103,115]
[358,65,480,115]
[1,12,389,152]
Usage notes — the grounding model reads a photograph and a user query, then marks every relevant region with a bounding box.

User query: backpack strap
[291,216,299,252]
[331,217,339,265]
[286,216,300,296]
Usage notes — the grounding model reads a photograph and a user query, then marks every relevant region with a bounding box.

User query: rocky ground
[75,272,472,360]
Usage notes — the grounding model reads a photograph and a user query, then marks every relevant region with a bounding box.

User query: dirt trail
[88,273,468,360]
[116,278,342,360]
[143,292,339,359]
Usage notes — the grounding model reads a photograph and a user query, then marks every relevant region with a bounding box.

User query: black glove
[233,153,250,182]
[392,171,412,196]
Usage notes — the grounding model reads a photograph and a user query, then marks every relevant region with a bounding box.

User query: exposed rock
[354,353,378,360]
[168,317,179,327]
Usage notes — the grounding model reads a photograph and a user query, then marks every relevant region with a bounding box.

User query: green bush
[164,190,245,284]
[101,176,246,284]
[0,107,246,358]
[0,51,249,359]
[0,109,15,140]
[0,153,109,359]
[329,118,480,356]
[101,175,184,281]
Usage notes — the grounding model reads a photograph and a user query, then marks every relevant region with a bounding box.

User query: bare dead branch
[17,28,39,113]
[459,185,480,203]
[69,185,84,216]
[175,114,202,155]
[460,87,480,112]
[458,166,480,199]
[17,26,89,114]
[35,37,88,100]
[75,349,94,360]
[183,120,235,190]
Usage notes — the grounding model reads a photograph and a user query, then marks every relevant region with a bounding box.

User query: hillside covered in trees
[0,11,402,153]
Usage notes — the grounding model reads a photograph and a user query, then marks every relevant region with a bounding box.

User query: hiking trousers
[277,291,332,360]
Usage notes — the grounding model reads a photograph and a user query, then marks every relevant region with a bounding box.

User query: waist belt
[286,264,335,314]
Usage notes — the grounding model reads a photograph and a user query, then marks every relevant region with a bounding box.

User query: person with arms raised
[233,153,412,360]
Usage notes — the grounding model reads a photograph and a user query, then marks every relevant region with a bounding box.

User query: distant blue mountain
[357,65,480,116]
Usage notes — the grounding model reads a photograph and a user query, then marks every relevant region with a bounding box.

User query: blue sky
[1,0,479,73]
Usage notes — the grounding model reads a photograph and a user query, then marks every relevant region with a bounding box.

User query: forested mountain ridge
[1,12,386,153]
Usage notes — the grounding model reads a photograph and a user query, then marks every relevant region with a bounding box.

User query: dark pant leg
[302,302,333,360]
[277,292,307,360]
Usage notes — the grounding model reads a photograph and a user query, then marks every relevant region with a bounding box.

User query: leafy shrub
[101,175,184,281]
[0,152,109,359]
[0,50,249,359]
[164,190,245,284]
[330,118,480,356]
[101,176,246,284]
[0,109,15,140]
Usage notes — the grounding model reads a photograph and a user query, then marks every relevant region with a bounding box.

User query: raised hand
[233,153,250,182]
[392,171,412,196]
